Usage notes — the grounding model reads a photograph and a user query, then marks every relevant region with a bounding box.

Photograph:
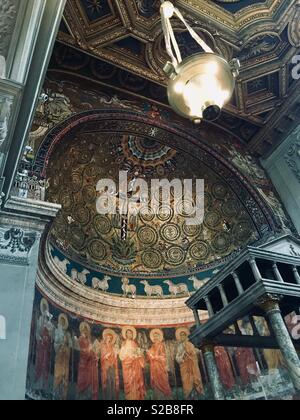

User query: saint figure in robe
[119,326,146,400]
[35,299,53,389]
[99,329,120,400]
[147,329,172,400]
[175,327,204,399]
[214,347,235,391]
[76,322,99,400]
[53,314,72,400]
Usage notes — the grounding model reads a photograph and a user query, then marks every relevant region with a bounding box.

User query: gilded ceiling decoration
[55,0,300,157]
[47,128,258,274]
[28,108,279,303]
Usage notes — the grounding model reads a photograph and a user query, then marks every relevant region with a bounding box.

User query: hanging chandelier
[160,1,240,123]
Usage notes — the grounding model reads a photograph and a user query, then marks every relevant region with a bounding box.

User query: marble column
[193,309,201,327]
[259,296,300,393]
[249,258,263,282]
[202,343,226,400]
[293,266,300,285]
[232,271,244,296]
[0,197,60,400]
[204,296,214,317]
[218,284,228,307]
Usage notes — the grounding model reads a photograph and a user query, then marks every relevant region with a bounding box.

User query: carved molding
[0,227,37,265]
[284,126,300,183]
[0,0,19,60]
[256,294,283,312]
[288,1,300,47]
[0,94,13,149]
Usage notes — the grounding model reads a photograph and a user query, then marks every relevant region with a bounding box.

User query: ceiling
[55,0,300,157]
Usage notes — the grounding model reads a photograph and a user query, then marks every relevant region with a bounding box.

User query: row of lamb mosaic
[53,256,218,297]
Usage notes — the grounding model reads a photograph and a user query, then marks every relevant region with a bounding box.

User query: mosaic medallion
[141,249,163,269]
[232,219,253,243]
[212,232,231,253]
[165,246,186,266]
[84,163,102,178]
[182,221,202,237]
[74,206,91,226]
[176,199,195,217]
[160,223,181,242]
[212,182,228,200]
[137,226,158,246]
[189,241,210,260]
[139,206,155,223]
[204,211,222,229]
[82,185,97,204]
[94,215,112,236]
[157,205,174,222]
[124,135,176,167]
[88,239,107,261]
[77,149,93,165]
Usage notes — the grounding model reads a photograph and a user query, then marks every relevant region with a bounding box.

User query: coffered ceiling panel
[56,0,300,156]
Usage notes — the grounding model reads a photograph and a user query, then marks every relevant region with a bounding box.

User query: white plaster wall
[0,240,40,400]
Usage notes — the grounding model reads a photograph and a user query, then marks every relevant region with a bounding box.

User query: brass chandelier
[160,1,240,123]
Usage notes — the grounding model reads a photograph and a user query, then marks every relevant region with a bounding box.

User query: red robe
[147,342,172,398]
[35,326,51,387]
[235,348,259,385]
[215,347,235,390]
[119,340,146,401]
[77,336,99,400]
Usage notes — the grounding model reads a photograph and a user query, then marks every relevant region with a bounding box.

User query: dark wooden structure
[187,234,300,349]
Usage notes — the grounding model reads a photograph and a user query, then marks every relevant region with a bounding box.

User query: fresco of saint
[53,314,72,400]
[147,329,172,400]
[254,317,284,374]
[214,347,235,391]
[235,347,259,385]
[235,322,260,385]
[175,327,204,399]
[99,329,120,400]
[119,326,146,400]
[35,299,53,389]
[76,322,99,400]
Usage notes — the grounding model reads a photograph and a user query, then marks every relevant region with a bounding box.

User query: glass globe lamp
[165,53,239,123]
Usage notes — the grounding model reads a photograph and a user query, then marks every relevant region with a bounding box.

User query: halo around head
[79,321,91,335]
[103,329,117,344]
[40,298,49,315]
[122,326,137,340]
[150,329,164,343]
[58,313,69,330]
[175,327,190,342]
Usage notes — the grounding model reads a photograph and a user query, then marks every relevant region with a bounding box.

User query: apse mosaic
[26,292,296,401]
[45,116,261,277]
